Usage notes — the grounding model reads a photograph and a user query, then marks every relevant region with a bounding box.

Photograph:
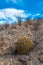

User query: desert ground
[0,19,43,65]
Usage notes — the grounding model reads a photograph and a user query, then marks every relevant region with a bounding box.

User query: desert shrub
[17,26,26,30]
[0,25,4,31]
[33,19,42,30]
[15,36,33,55]
[11,24,17,29]
[0,40,10,55]
[27,30,32,36]
[12,29,17,35]
[21,26,26,30]
[0,35,7,41]
[0,26,2,31]
[3,23,9,29]
[25,18,31,27]
[18,17,22,26]
[33,21,41,30]
[12,29,17,33]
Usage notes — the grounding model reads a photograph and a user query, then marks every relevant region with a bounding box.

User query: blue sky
[0,0,43,24]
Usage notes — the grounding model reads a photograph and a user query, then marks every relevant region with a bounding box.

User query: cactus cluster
[16,36,33,55]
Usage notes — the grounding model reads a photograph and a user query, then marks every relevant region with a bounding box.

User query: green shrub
[18,17,22,26]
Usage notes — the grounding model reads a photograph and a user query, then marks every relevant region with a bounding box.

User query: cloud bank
[0,8,29,24]
[0,8,43,24]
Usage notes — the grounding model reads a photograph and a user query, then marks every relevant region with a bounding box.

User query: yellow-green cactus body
[16,36,33,55]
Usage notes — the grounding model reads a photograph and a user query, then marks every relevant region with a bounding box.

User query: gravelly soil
[0,20,43,65]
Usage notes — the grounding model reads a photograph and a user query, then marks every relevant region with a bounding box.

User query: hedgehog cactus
[16,36,33,55]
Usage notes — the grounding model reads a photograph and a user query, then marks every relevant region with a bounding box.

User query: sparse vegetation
[18,17,22,26]
[3,23,9,29]
[27,30,32,36]
[11,24,17,29]
[33,22,41,30]
[0,18,42,65]
[24,18,31,27]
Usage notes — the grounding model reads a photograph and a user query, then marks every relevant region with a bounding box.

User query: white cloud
[0,12,6,19]
[0,21,6,24]
[0,8,29,24]
[33,13,40,16]
[0,8,42,24]
[4,8,28,18]
[31,13,40,20]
